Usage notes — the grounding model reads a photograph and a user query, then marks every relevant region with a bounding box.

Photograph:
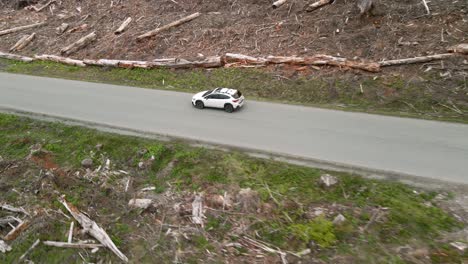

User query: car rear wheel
[195,101,204,109]
[224,104,234,113]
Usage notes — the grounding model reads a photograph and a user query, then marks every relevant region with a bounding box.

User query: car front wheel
[224,104,234,113]
[195,101,204,109]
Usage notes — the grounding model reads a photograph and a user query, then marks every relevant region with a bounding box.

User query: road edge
[1,106,467,193]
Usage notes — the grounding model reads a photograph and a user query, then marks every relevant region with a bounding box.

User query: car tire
[195,101,204,109]
[224,104,234,113]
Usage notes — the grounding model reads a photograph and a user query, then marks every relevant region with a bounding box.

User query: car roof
[214,87,237,95]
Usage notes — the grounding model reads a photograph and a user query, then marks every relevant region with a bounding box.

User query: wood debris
[1,204,29,216]
[4,220,30,241]
[34,54,86,67]
[137,12,201,40]
[56,23,69,35]
[241,236,288,264]
[9,33,35,52]
[191,194,204,227]
[43,241,105,249]
[0,240,11,253]
[448,43,468,55]
[58,196,129,262]
[306,0,333,12]
[115,17,132,35]
[272,0,288,9]
[25,0,56,12]
[379,53,457,67]
[18,239,40,261]
[60,32,97,55]
[0,22,45,37]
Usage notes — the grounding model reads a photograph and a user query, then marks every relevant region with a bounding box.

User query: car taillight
[232,99,239,103]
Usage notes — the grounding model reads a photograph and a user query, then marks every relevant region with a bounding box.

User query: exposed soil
[0,0,466,62]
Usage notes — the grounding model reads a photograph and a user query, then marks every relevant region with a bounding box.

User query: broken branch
[4,220,30,241]
[0,22,45,37]
[306,0,333,12]
[137,12,201,40]
[18,239,40,261]
[58,196,128,262]
[115,17,132,34]
[379,53,457,67]
[43,241,105,249]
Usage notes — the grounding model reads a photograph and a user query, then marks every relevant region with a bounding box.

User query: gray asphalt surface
[1,72,468,184]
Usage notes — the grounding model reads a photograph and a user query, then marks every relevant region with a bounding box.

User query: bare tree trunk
[0,51,34,62]
[34,55,86,67]
[58,196,128,263]
[115,17,132,34]
[0,22,45,36]
[60,32,96,55]
[379,53,456,67]
[306,0,332,12]
[10,33,35,52]
[137,12,201,40]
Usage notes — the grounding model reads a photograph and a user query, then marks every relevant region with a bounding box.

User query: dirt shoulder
[1,113,467,263]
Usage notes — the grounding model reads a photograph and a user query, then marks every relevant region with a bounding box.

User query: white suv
[192,88,245,113]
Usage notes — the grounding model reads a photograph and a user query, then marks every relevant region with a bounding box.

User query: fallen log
[43,241,105,249]
[10,33,35,52]
[0,22,45,37]
[4,220,30,241]
[267,55,381,72]
[60,32,96,55]
[84,56,223,69]
[0,51,34,62]
[379,53,457,67]
[34,54,86,67]
[306,0,333,12]
[0,240,11,253]
[223,53,267,65]
[272,0,288,9]
[58,196,128,262]
[448,43,468,55]
[137,12,201,40]
[153,56,223,68]
[115,17,132,34]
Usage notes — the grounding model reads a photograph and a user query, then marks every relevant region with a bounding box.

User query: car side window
[206,94,217,99]
[219,94,230,100]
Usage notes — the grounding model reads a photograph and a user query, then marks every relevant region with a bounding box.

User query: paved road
[1,72,468,184]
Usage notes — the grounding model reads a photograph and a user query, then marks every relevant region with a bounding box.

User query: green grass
[0,113,465,263]
[1,58,467,123]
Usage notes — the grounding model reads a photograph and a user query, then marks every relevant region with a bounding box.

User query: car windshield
[202,90,213,97]
[232,90,242,99]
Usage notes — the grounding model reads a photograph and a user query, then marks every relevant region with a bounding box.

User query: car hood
[192,91,207,100]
